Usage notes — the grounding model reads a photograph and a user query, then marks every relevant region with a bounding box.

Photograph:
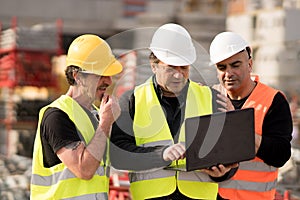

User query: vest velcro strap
[140,140,173,147]
[219,179,277,192]
[129,169,175,183]
[219,187,276,200]
[234,168,278,182]
[178,171,213,182]
[31,175,108,199]
[32,166,106,186]
[239,160,277,172]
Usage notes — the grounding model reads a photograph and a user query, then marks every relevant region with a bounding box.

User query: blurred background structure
[0,0,300,199]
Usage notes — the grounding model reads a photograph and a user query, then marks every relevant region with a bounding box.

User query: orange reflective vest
[219,82,279,200]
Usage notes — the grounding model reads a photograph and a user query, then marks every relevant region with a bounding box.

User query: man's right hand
[98,94,121,136]
[163,143,186,161]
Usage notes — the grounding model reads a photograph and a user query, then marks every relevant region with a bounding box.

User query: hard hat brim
[101,59,123,76]
[151,49,196,66]
[79,59,123,76]
[210,46,247,65]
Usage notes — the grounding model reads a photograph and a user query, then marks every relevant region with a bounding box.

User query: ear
[150,61,157,73]
[248,59,253,72]
[73,71,81,85]
[72,70,78,79]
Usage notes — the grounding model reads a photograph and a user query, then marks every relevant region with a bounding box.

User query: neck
[69,86,93,110]
[162,90,177,97]
[228,81,256,100]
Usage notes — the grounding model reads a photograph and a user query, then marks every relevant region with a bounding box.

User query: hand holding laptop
[164,108,255,172]
[163,143,186,161]
[202,163,239,178]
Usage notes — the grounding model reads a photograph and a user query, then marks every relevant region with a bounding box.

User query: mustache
[97,84,109,90]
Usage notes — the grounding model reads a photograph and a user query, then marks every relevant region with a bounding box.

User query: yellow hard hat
[66,34,122,76]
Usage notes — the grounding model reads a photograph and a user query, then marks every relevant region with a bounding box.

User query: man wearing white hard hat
[110,24,238,200]
[209,31,293,200]
[31,34,122,199]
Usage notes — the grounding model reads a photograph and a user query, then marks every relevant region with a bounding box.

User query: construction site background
[1,0,300,199]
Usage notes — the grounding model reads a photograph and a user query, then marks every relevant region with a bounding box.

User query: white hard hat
[149,23,196,66]
[209,31,249,65]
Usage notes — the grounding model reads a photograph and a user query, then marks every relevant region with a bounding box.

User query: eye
[166,67,174,73]
[232,63,241,68]
[217,65,226,71]
[181,66,189,70]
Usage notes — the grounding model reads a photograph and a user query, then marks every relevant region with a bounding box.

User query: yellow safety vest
[130,78,218,200]
[30,95,109,200]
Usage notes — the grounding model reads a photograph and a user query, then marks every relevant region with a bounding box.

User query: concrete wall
[227,8,300,92]
[0,0,122,35]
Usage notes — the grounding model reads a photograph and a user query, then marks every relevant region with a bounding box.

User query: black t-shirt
[40,107,80,168]
[230,92,292,167]
[110,79,223,171]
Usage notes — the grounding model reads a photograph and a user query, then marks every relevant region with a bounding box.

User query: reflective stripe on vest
[31,95,109,200]
[219,82,279,200]
[131,79,217,199]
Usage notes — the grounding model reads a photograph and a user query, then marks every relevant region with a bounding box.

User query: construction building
[0,0,300,199]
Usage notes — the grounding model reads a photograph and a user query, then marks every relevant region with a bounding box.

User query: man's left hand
[201,163,239,177]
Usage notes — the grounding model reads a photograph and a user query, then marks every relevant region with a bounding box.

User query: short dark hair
[246,47,252,59]
[149,52,160,64]
[65,65,80,85]
[239,47,252,59]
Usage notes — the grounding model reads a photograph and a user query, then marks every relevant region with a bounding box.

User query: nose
[173,67,184,79]
[224,66,234,77]
[102,76,112,86]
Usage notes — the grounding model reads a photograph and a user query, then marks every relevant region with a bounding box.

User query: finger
[167,154,176,161]
[101,94,109,104]
[227,163,239,168]
[171,149,183,160]
[217,93,226,101]
[216,99,226,108]
[217,164,226,173]
[175,144,185,154]
[217,107,227,112]
[175,144,186,159]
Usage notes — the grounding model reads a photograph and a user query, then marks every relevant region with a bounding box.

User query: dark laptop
[164,108,256,172]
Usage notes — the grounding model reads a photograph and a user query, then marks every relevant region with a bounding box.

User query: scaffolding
[0,17,63,156]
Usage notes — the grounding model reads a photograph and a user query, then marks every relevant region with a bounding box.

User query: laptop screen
[184,108,256,171]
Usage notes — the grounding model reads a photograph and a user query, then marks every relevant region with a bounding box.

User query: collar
[151,75,189,104]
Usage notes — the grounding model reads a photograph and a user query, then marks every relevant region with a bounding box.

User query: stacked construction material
[0,24,59,52]
[0,154,32,200]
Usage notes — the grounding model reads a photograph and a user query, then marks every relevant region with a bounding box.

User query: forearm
[86,126,108,161]
[57,142,103,179]
[256,93,293,167]
[110,119,171,170]
[110,142,171,171]
[257,135,291,167]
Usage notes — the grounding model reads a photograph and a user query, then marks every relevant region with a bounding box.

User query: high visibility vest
[219,82,279,200]
[130,78,218,200]
[30,95,109,200]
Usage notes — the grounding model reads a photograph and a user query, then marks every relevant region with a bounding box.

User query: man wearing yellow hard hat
[30,34,122,199]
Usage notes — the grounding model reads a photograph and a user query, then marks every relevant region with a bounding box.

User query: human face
[151,61,189,97]
[76,73,101,102]
[95,76,112,101]
[215,50,252,98]
[76,73,112,103]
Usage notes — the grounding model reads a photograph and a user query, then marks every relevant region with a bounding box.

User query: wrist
[97,124,111,137]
